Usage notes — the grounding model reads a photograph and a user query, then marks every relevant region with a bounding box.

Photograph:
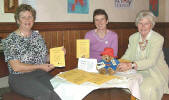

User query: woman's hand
[47,46,66,62]
[62,47,66,55]
[117,62,131,72]
[39,64,55,72]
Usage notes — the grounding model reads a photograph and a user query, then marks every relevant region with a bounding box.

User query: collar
[139,30,153,42]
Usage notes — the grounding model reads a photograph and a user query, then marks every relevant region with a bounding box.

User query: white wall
[0,0,15,22]
[164,0,169,22]
[0,0,168,22]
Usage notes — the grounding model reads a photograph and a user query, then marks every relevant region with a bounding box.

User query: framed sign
[4,0,18,13]
[149,0,159,16]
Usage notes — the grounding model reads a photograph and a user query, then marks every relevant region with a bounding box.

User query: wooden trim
[0,22,167,32]
[0,23,17,33]
[33,22,95,31]
[0,22,137,32]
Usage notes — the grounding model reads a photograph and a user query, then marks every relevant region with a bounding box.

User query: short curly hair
[14,4,36,25]
[135,10,156,28]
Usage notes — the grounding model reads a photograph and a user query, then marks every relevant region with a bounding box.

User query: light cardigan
[121,30,169,100]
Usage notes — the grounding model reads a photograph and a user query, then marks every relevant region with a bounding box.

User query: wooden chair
[162,94,169,100]
[162,48,169,100]
[3,91,32,100]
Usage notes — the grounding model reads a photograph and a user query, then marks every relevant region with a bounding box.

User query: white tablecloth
[50,69,143,100]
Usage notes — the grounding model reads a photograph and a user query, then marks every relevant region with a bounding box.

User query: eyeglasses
[138,22,151,27]
[20,16,34,21]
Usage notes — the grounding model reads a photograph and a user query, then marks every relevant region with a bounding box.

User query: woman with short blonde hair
[2,4,62,100]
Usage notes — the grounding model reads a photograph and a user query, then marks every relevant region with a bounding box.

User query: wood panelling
[0,52,9,77]
[164,23,169,48]
[0,22,168,75]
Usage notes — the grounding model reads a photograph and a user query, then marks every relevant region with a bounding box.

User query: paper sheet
[51,69,143,100]
[88,73,119,85]
[58,69,119,85]
[78,58,98,73]
[76,39,90,58]
[58,69,92,84]
[50,47,65,67]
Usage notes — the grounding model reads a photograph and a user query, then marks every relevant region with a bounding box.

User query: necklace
[20,31,25,37]
[139,40,148,51]
[19,30,31,38]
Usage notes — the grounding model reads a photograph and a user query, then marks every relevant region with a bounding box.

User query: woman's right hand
[62,47,66,55]
[117,62,131,72]
[39,64,55,72]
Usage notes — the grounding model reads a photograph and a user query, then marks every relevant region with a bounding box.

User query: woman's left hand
[62,47,66,55]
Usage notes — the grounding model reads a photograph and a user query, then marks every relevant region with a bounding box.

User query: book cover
[50,47,65,67]
[76,39,90,58]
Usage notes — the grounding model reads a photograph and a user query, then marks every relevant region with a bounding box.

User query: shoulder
[151,30,164,40]
[85,29,95,38]
[130,32,139,38]
[129,32,140,41]
[2,32,19,50]
[6,32,17,39]
[86,29,95,35]
[2,32,18,43]
[108,30,118,37]
[150,30,164,43]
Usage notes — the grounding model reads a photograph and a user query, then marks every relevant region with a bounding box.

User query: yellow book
[50,47,65,67]
[76,39,90,58]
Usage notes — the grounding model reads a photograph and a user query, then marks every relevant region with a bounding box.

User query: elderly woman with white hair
[117,10,169,100]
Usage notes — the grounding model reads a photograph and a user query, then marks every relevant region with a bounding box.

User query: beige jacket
[121,30,169,100]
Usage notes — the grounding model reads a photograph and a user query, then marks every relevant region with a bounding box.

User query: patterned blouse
[2,30,48,74]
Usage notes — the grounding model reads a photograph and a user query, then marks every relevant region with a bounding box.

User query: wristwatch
[131,62,136,69]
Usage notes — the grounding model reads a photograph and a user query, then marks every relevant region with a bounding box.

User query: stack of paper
[58,69,119,85]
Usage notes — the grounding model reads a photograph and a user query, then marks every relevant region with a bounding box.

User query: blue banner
[68,0,89,14]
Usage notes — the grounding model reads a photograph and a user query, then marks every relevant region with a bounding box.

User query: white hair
[135,10,156,28]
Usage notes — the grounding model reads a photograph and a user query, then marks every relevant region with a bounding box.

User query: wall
[164,0,169,22]
[0,0,168,22]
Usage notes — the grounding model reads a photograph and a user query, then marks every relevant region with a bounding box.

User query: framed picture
[4,0,18,13]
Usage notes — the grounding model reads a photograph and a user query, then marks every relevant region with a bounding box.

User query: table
[50,69,143,100]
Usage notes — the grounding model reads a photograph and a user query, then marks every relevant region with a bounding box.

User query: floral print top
[2,30,48,74]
